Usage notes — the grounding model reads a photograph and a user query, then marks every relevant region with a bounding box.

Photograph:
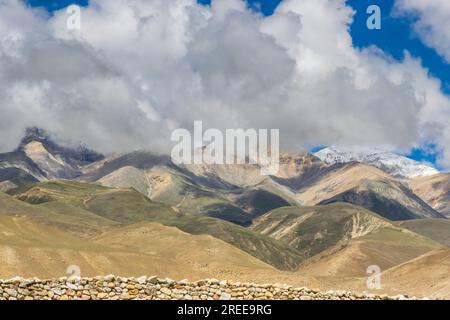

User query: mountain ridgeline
[1,128,450,298]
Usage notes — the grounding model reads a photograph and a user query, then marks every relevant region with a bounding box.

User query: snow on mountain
[314,146,439,179]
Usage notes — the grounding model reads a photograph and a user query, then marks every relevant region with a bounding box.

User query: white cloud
[393,0,450,165]
[0,0,450,167]
[395,0,450,63]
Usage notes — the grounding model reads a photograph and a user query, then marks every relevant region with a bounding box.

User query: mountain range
[1,128,449,298]
[315,146,439,179]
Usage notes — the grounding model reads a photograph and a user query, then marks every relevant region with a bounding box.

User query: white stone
[219,292,231,300]
[136,276,147,285]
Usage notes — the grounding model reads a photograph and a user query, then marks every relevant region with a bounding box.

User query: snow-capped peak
[314,146,439,179]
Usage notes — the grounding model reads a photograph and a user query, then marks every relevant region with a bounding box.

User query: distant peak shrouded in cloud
[18,126,104,163]
[1,0,450,168]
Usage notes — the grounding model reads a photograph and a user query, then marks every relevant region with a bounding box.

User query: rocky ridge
[0,276,422,300]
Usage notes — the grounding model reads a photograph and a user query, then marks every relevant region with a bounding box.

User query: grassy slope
[251,203,440,277]
[0,190,117,237]
[298,223,440,278]
[0,213,287,281]
[3,181,449,297]
[397,219,450,247]
[250,203,389,258]
[82,188,304,270]
[90,163,258,225]
[5,181,305,270]
[0,188,298,281]
[380,249,450,299]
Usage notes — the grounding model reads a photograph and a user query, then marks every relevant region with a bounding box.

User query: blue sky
[26,0,88,11]
[25,0,450,167]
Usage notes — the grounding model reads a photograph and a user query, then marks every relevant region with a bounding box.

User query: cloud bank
[1,0,450,167]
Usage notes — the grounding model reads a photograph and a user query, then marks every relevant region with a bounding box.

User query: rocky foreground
[0,276,423,300]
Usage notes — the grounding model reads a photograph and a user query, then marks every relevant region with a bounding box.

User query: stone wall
[0,276,418,300]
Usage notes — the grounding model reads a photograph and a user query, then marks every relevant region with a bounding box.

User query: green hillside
[251,203,440,269]
[6,181,304,270]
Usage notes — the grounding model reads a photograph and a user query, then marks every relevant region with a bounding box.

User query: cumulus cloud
[392,0,450,167]
[395,0,450,63]
[1,0,450,167]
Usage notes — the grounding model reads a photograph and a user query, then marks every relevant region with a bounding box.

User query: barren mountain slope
[86,156,298,226]
[22,141,79,179]
[5,181,305,270]
[0,213,300,284]
[80,148,445,224]
[295,163,443,220]
[297,227,439,278]
[250,204,389,257]
[97,166,151,196]
[409,173,450,218]
[397,219,450,247]
[0,150,47,182]
[182,162,267,188]
[381,249,450,299]
[80,151,172,182]
[251,204,440,278]
[270,152,330,190]
[93,222,281,280]
[0,167,38,192]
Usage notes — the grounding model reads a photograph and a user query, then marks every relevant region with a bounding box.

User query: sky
[28,0,449,93]
[3,0,450,169]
